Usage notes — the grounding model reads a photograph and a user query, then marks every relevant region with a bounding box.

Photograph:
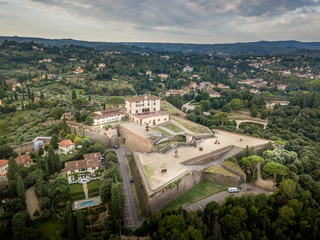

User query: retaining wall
[202,171,240,186]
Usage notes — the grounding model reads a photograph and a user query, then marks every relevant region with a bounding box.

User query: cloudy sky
[1,0,320,43]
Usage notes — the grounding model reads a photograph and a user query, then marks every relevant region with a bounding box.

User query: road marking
[198,204,203,211]
[189,206,193,211]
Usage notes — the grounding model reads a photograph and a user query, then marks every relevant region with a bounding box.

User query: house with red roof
[0,160,8,182]
[58,139,76,154]
[15,155,32,167]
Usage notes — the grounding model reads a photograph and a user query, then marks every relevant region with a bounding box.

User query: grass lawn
[34,215,64,240]
[204,166,236,177]
[171,115,210,134]
[87,180,100,192]
[164,182,229,210]
[152,127,170,136]
[69,183,84,195]
[155,140,171,150]
[222,160,245,174]
[163,123,183,133]
[161,101,184,115]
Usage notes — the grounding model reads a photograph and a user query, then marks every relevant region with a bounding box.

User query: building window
[71,170,75,173]
[92,167,96,170]
[154,108,156,111]
[158,119,160,121]
[136,110,138,113]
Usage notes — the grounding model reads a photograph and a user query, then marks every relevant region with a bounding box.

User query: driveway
[114,146,144,229]
[184,184,272,211]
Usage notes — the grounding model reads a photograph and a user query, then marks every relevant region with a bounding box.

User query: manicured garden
[164,182,229,210]
[88,180,100,198]
[152,126,170,136]
[34,215,64,240]
[69,183,85,200]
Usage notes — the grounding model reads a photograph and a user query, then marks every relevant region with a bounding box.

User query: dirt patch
[254,163,274,190]
[25,185,41,220]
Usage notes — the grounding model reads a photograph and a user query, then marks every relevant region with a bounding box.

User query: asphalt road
[114,146,144,229]
[185,184,272,212]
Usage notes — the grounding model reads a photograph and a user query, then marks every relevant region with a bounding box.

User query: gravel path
[25,185,41,220]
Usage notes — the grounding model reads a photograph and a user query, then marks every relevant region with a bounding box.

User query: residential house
[207,89,221,98]
[58,139,76,154]
[165,89,187,97]
[15,155,32,167]
[189,81,197,89]
[157,73,170,80]
[250,89,261,94]
[0,160,8,182]
[190,74,201,80]
[92,108,124,125]
[64,153,101,183]
[277,84,287,91]
[183,66,193,72]
[146,70,152,77]
[217,83,230,89]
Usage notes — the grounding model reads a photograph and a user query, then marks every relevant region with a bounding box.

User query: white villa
[64,152,102,183]
[58,139,76,154]
[125,94,169,126]
[92,108,124,125]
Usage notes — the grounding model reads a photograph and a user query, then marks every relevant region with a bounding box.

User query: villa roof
[125,95,161,103]
[93,108,124,120]
[15,155,32,165]
[64,158,100,172]
[58,139,75,148]
[84,152,102,162]
[0,160,8,168]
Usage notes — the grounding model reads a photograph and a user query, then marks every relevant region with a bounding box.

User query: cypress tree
[68,213,76,240]
[21,101,24,110]
[65,201,72,223]
[76,210,85,238]
[7,157,20,181]
[47,146,56,176]
[16,175,25,199]
[72,90,77,100]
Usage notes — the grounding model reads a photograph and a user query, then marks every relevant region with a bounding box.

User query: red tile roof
[125,94,161,103]
[0,160,8,168]
[64,158,100,172]
[84,152,102,162]
[15,155,32,165]
[58,139,76,148]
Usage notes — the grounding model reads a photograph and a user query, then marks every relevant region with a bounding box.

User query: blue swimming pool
[80,200,94,206]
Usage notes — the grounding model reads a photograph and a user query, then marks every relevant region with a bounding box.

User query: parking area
[122,186,134,228]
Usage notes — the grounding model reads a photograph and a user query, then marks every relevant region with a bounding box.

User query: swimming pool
[80,200,94,206]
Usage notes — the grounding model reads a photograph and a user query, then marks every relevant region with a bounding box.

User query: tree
[12,211,38,240]
[263,161,287,189]
[212,99,219,109]
[16,175,25,199]
[50,174,70,206]
[242,146,256,158]
[213,112,229,125]
[105,152,118,164]
[250,105,258,117]
[76,210,85,238]
[260,109,267,119]
[72,98,88,109]
[50,107,64,120]
[38,147,44,157]
[84,115,93,126]
[0,145,16,159]
[100,178,113,203]
[109,182,125,219]
[47,146,56,176]
[230,99,243,111]
[71,90,77,100]
[50,135,59,149]
[221,104,230,113]
[7,157,20,181]
[201,90,209,100]
[68,212,76,240]
[242,155,264,181]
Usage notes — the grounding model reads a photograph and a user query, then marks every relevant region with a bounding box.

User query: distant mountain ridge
[1,36,320,55]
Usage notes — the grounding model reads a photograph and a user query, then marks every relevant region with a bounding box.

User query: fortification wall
[119,126,154,153]
[148,171,202,215]
[67,122,116,147]
[221,162,246,183]
[202,171,240,186]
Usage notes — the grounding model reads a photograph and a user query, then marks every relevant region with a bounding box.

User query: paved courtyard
[135,129,270,192]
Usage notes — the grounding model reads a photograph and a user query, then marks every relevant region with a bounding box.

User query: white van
[228,187,240,193]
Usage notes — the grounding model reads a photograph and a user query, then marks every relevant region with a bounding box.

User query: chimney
[76,162,78,167]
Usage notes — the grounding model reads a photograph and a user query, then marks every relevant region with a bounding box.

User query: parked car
[130,178,134,183]
[228,187,240,193]
[114,145,119,149]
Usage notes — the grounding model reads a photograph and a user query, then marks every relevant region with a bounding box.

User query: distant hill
[1,36,320,55]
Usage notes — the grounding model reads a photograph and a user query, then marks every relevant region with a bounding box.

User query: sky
[1,0,320,44]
